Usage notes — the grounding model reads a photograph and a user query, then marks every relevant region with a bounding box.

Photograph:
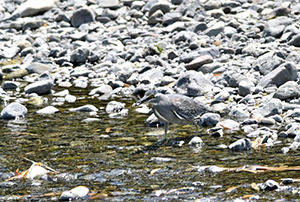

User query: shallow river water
[0,87,300,201]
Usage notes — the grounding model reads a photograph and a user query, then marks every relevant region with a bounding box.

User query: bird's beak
[132,95,152,107]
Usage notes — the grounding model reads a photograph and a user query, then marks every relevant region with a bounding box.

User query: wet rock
[1,81,19,90]
[188,136,204,147]
[24,80,54,95]
[173,70,214,96]
[257,62,298,88]
[229,138,252,151]
[259,180,279,191]
[89,85,113,96]
[273,81,300,100]
[37,106,59,115]
[207,126,224,137]
[1,102,27,120]
[69,105,98,112]
[59,186,89,201]
[70,7,95,28]
[106,101,126,113]
[149,157,175,164]
[217,119,240,131]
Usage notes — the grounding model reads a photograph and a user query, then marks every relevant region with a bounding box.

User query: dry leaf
[150,168,162,175]
[213,73,222,77]
[243,194,257,199]
[226,186,238,193]
[105,127,111,133]
[89,193,108,200]
[251,183,260,191]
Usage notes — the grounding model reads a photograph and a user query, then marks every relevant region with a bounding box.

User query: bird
[133,90,210,139]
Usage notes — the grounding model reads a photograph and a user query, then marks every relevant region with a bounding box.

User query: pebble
[37,106,59,115]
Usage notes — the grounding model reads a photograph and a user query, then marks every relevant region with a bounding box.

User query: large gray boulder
[173,70,214,96]
[257,62,298,88]
[1,102,27,120]
[24,80,54,95]
[273,81,300,100]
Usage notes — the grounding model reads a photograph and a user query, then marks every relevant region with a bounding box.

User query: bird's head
[132,90,158,106]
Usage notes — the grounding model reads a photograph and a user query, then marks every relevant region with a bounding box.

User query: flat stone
[185,55,213,70]
[37,106,59,115]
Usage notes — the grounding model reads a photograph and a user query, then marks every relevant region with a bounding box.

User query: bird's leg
[192,120,200,136]
[164,122,169,140]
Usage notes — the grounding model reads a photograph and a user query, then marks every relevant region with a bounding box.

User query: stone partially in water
[69,105,98,112]
[1,102,27,120]
[229,138,252,151]
[37,106,59,115]
[24,80,54,95]
[59,186,89,201]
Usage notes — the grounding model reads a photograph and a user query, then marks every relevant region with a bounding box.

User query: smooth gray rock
[11,0,56,18]
[70,48,90,65]
[1,102,27,120]
[89,85,113,96]
[69,105,98,112]
[70,7,95,28]
[173,70,214,96]
[253,98,283,117]
[263,17,293,38]
[26,62,53,74]
[139,67,164,85]
[229,138,252,151]
[185,55,213,70]
[238,80,254,96]
[273,81,300,100]
[37,106,59,115]
[204,21,225,37]
[148,10,164,25]
[59,186,89,201]
[98,0,121,9]
[163,12,182,25]
[288,32,300,47]
[24,80,54,95]
[199,113,220,127]
[229,107,250,122]
[148,1,171,17]
[257,62,298,88]
[1,81,19,90]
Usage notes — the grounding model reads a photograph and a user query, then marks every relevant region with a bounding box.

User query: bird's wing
[171,95,207,120]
